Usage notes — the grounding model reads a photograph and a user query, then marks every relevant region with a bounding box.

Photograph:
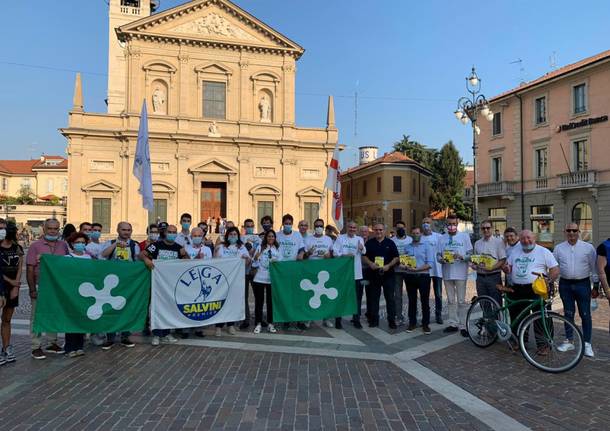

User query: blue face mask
[422,223,431,231]
[166,233,177,242]
[181,222,191,230]
[45,234,59,242]
[283,225,292,234]
[192,236,203,245]
[246,227,254,235]
[522,244,535,252]
[262,223,272,232]
[73,243,86,253]
[228,236,238,244]
[88,231,101,240]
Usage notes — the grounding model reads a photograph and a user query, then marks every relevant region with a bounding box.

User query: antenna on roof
[509,58,526,85]
[353,80,359,140]
[27,143,37,160]
[549,51,557,70]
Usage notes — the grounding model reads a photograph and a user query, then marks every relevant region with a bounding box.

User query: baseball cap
[158,222,169,229]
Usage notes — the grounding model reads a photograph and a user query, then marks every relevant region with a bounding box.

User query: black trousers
[353,279,365,320]
[508,283,550,346]
[244,274,253,321]
[252,282,273,324]
[368,273,396,324]
[64,334,84,353]
[406,273,431,326]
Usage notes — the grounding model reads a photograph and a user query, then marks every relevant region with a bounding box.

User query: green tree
[15,185,36,205]
[431,141,469,220]
[393,135,437,170]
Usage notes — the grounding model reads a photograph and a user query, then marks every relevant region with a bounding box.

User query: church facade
[61,0,338,234]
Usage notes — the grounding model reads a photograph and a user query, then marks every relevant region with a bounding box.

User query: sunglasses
[481,226,492,230]
[565,229,579,233]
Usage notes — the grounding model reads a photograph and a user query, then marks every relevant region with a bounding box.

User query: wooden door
[201,182,226,221]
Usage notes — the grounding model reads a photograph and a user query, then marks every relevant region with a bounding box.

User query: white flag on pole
[325,142,343,231]
[133,99,154,211]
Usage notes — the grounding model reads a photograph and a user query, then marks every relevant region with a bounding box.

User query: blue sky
[1,0,610,169]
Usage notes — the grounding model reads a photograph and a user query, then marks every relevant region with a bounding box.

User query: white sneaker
[556,340,575,352]
[584,342,594,358]
[228,326,236,335]
[163,334,178,344]
[215,328,222,337]
[268,324,277,333]
[151,336,160,346]
[323,319,334,328]
[253,324,262,334]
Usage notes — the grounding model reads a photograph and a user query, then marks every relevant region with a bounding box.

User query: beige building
[473,49,610,246]
[0,156,68,228]
[341,149,432,228]
[61,0,338,234]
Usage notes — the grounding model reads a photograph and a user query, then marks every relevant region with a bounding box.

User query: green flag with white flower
[33,255,150,333]
[270,257,356,322]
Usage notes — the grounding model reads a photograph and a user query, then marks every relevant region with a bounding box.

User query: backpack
[110,239,137,261]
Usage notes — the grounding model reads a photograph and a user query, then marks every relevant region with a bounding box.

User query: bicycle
[466,272,584,373]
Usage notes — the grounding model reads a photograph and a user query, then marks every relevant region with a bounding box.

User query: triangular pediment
[189,158,237,174]
[82,180,121,193]
[118,0,303,56]
[296,186,324,197]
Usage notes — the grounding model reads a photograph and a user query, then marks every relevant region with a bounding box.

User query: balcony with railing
[478,181,515,197]
[558,170,597,189]
[463,186,473,201]
[535,177,548,190]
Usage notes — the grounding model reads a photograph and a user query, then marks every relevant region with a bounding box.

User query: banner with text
[151,258,245,330]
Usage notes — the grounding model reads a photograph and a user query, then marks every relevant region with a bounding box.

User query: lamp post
[454,66,493,241]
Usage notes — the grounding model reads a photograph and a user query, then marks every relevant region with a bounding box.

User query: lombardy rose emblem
[174,265,229,321]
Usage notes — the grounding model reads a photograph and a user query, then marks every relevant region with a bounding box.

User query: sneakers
[76,349,85,357]
[67,351,80,358]
[352,320,363,329]
[101,341,114,351]
[406,324,416,333]
[388,320,397,330]
[4,345,15,363]
[443,326,459,333]
[268,324,277,333]
[422,325,432,335]
[323,319,335,328]
[460,329,469,338]
[584,342,594,358]
[228,326,236,335]
[163,334,178,343]
[151,336,160,346]
[44,343,65,354]
[31,348,46,360]
[556,340,575,352]
[253,324,262,334]
[0,352,6,366]
[120,337,135,348]
[436,316,444,325]
[215,328,222,337]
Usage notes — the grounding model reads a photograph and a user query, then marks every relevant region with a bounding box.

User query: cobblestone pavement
[1,284,610,430]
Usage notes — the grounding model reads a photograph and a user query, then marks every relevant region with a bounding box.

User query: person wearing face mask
[333,221,366,329]
[141,224,186,346]
[298,220,309,240]
[402,227,432,334]
[197,222,215,255]
[258,215,274,241]
[214,226,251,336]
[276,214,306,330]
[252,230,281,334]
[436,214,472,336]
[305,218,338,327]
[420,217,444,325]
[63,232,92,358]
[139,224,160,253]
[26,218,69,360]
[506,230,559,352]
[391,221,412,326]
[175,213,192,247]
[358,225,373,324]
[85,222,104,259]
[215,220,236,247]
[240,219,261,330]
[0,221,24,365]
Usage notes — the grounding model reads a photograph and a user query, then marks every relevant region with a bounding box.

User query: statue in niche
[208,121,221,137]
[258,95,272,123]
[151,87,166,114]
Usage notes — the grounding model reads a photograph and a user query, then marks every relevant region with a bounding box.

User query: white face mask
[314,227,324,235]
[0,229,5,240]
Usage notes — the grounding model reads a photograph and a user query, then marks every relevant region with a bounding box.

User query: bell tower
[107,0,156,114]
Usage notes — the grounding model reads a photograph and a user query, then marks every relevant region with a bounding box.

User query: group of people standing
[0,210,606,364]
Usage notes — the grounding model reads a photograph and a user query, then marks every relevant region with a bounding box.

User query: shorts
[3,292,19,308]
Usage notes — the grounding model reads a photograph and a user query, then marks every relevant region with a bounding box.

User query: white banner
[151,258,245,330]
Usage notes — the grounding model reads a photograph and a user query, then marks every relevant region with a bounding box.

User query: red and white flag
[325,143,343,231]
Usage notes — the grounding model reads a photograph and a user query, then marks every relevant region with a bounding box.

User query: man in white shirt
[507,230,558,349]
[470,220,506,306]
[333,220,366,328]
[298,220,309,241]
[437,214,472,336]
[240,218,261,330]
[391,220,412,325]
[553,223,598,357]
[276,214,306,330]
[421,217,444,324]
[175,212,192,247]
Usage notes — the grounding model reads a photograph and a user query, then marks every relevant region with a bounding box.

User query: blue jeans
[559,278,592,343]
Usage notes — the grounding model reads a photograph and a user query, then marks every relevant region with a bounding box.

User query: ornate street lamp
[455,66,493,240]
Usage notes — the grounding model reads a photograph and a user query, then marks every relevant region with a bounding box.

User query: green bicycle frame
[498,293,554,338]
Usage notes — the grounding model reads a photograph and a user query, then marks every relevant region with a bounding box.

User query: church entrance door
[201,182,226,223]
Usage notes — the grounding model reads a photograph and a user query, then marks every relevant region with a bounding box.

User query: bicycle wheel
[466,296,502,348]
[518,311,584,373]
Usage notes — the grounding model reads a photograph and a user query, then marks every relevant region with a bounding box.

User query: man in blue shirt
[402,227,433,334]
